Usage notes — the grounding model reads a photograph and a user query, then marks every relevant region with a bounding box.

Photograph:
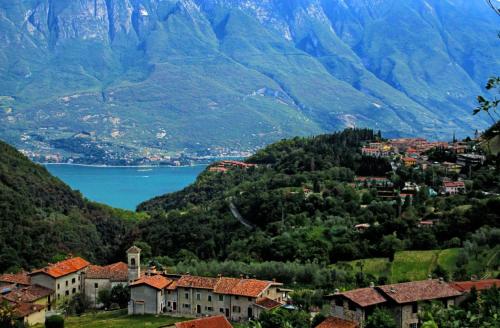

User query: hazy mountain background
[0,0,498,157]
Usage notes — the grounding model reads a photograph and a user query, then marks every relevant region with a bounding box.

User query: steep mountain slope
[0,0,498,159]
[0,140,133,271]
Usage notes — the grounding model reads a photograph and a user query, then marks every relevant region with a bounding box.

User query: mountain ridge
[0,0,498,160]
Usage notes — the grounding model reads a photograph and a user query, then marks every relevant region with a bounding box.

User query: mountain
[0,139,134,271]
[0,0,498,159]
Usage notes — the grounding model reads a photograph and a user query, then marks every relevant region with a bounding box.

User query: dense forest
[2,128,499,281]
[0,140,137,271]
[137,129,500,269]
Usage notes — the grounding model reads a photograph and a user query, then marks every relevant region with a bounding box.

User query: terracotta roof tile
[176,276,218,290]
[30,257,90,279]
[377,280,462,304]
[337,288,387,307]
[13,303,45,318]
[0,272,31,286]
[450,279,500,293]
[214,277,272,298]
[255,297,282,310]
[175,315,233,328]
[85,262,128,281]
[316,317,358,328]
[3,284,53,303]
[130,274,172,290]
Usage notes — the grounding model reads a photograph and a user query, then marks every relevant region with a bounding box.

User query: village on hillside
[1,245,499,328]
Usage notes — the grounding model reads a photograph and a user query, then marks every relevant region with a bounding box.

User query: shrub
[45,315,64,328]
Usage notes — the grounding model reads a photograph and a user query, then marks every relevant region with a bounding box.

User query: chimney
[334,289,340,294]
[369,282,375,288]
[390,288,397,293]
[439,277,444,283]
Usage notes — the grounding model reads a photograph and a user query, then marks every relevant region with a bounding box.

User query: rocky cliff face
[0,0,498,158]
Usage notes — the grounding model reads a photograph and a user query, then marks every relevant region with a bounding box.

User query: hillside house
[442,181,466,195]
[129,273,286,321]
[0,272,31,287]
[83,262,128,308]
[327,280,462,328]
[450,279,500,304]
[0,295,47,326]
[29,257,90,304]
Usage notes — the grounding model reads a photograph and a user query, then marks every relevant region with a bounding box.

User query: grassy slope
[335,248,497,284]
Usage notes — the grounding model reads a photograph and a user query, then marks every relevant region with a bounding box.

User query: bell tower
[127,245,141,283]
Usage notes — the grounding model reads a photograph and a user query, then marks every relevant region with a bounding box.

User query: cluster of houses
[357,137,491,201]
[208,160,257,173]
[0,246,289,326]
[0,246,498,328]
[321,278,499,328]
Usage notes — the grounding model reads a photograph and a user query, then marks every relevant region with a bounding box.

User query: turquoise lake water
[45,164,207,210]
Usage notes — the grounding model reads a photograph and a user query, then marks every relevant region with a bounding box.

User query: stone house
[29,257,90,305]
[377,280,461,328]
[129,274,173,315]
[83,262,128,308]
[441,181,466,195]
[328,280,462,328]
[129,272,286,321]
[328,286,387,327]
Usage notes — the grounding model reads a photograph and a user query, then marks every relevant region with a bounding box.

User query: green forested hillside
[137,129,500,269]
[0,140,134,271]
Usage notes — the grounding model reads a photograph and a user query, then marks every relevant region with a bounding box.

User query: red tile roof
[30,257,90,279]
[450,279,500,293]
[13,303,45,318]
[175,315,233,328]
[3,284,54,303]
[176,276,218,290]
[377,280,462,304]
[337,287,387,307]
[255,297,282,310]
[214,277,273,298]
[443,181,465,188]
[85,262,128,282]
[0,272,31,286]
[130,274,173,290]
[316,317,358,328]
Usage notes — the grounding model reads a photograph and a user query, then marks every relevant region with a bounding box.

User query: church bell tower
[127,245,141,283]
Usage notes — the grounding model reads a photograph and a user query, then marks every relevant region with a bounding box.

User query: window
[205,306,213,311]
[183,304,190,309]
[196,293,201,301]
[57,284,60,290]
[412,303,418,314]
[72,278,76,284]
[409,324,418,328]
[185,293,189,300]
[248,297,252,301]
[348,301,356,311]
[94,283,99,289]
[131,258,136,266]
[72,288,76,294]
[208,295,212,302]
[335,299,343,307]
[234,296,239,300]
[232,306,241,313]
[58,294,60,299]
[65,281,68,287]
[65,291,69,296]
[167,302,171,307]
[219,295,224,301]
[220,308,224,313]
